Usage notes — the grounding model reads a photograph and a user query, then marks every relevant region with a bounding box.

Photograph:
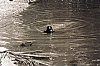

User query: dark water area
[4,1,100,66]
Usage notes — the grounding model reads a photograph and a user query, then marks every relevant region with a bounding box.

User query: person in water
[44,26,54,33]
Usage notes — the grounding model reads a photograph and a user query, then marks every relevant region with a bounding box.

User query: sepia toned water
[0,0,100,66]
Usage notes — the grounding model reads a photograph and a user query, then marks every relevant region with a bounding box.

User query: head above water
[47,26,53,30]
[44,26,54,33]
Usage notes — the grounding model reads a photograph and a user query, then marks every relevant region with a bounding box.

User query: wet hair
[47,26,52,30]
[44,26,54,33]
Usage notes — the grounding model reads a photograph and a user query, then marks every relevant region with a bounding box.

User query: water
[0,0,100,66]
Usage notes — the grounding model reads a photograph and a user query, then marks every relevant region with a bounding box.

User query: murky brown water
[0,0,100,66]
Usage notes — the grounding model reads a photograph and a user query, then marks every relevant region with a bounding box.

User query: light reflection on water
[0,47,17,66]
[0,0,100,66]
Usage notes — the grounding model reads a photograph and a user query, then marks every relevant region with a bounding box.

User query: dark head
[44,26,54,33]
[47,26,52,30]
[9,0,13,1]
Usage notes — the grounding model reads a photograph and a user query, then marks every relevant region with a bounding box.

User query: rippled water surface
[0,0,100,66]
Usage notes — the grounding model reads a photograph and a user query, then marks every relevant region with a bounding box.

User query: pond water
[0,0,100,66]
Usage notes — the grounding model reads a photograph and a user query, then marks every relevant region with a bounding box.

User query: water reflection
[17,2,100,66]
[0,0,100,66]
[0,47,17,66]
